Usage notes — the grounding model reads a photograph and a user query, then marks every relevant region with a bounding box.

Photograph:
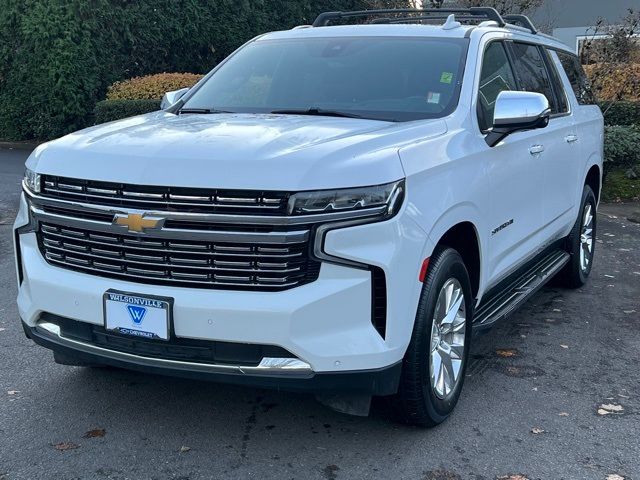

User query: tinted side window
[543,49,569,114]
[478,42,518,131]
[509,42,557,113]
[557,51,597,105]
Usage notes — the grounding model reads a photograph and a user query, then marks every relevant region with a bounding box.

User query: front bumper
[14,192,431,393]
[23,320,402,395]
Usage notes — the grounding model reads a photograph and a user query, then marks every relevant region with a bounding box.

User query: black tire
[394,247,473,427]
[559,185,597,289]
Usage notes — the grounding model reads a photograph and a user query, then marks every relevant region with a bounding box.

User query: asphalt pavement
[0,147,638,480]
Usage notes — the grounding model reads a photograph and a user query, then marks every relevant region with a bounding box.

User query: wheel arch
[433,222,482,300]
[584,164,601,204]
[426,204,484,301]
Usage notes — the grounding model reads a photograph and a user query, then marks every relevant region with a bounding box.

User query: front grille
[37,223,320,291]
[46,314,296,367]
[40,175,290,216]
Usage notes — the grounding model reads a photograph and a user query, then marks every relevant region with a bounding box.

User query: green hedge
[600,101,640,126]
[94,99,161,124]
[0,0,408,141]
[604,125,640,174]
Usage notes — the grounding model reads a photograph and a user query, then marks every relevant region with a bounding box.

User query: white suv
[14,7,603,426]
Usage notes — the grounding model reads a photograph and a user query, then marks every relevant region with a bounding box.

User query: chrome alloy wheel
[580,203,594,273]
[429,278,467,400]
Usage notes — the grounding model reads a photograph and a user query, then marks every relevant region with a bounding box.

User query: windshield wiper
[270,108,363,119]
[179,107,234,114]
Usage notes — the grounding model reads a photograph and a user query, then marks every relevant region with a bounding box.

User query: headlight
[288,180,404,217]
[24,168,41,193]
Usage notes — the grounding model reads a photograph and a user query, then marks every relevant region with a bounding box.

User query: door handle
[565,134,579,143]
[529,145,545,155]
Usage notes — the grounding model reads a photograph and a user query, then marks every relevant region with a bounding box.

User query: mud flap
[315,393,372,417]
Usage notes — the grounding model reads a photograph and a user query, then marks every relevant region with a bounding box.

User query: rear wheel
[559,185,597,288]
[395,247,473,427]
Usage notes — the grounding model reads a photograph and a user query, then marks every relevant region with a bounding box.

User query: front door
[475,40,546,285]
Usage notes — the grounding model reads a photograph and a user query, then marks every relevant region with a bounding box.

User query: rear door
[555,50,604,204]
[507,41,579,243]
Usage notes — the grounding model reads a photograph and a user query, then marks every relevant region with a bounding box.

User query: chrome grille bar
[40,175,290,215]
[25,187,388,226]
[30,206,309,244]
[38,223,319,291]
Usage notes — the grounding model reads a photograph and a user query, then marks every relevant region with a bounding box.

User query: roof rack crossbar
[503,14,538,34]
[312,7,506,28]
[370,15,495,25]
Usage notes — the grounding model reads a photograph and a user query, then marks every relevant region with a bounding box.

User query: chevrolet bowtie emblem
[113,213,165,233]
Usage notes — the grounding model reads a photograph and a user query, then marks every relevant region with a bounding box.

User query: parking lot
[1,147,639,480]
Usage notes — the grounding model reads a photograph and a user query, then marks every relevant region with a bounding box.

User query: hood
[30,111,447,190]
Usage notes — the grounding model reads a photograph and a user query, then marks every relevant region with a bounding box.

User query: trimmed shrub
[599,101,640,126]
[604,125,640,174]
[94,99,160,124]
[585,63,640,101]
[107,73,204,101]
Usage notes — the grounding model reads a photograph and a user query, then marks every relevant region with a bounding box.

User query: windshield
[183,36,469,122]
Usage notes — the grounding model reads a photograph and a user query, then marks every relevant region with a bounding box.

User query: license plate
[104,290,171,341]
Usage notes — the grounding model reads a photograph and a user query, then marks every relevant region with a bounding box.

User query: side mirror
[485,91,551,147]
[160,88,189,110]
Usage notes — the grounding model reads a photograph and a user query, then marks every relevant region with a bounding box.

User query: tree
[458,0,542,14]
[423,0,542,14]
[581,9,640,102]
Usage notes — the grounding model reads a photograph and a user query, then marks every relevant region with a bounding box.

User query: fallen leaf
[179,445,191,453]
[496,349,518,358]
[606,475,625,480]
[531,427,545,434]
[83,428,105,438]
[560,344,569,349]
[7,390,19,395]
[53,442,79,451]
[558,412,569,417]
[599,404,624,413]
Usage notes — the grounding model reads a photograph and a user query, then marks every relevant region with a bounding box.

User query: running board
[473,249,570,333]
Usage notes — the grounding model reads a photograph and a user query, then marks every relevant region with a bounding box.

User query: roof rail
[503,14,538,34]
[312,7,506,28]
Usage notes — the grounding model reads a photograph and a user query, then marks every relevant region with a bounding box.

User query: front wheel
[559,185,597,288]
[394,247,473,427]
